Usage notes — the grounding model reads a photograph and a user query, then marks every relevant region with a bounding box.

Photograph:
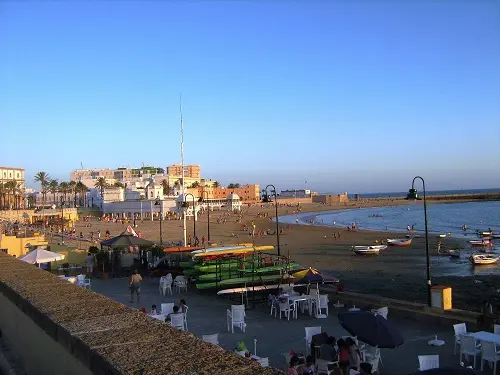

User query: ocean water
[327,188,500,199]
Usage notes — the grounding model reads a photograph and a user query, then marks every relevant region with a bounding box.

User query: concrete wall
[0,235,48,257]
[312,193,349,204]
[0,293,92,375]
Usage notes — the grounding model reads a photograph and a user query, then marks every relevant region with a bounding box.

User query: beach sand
[66,200,499,312]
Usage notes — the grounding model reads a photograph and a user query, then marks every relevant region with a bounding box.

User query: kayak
[197,260,259,273]
[164,246,204,253]
[179,261,196,268]
[193,246,275,258]
[190,245,250,255]
[239,263,301,273]
[198,272,233,281]
[196,274,293,290]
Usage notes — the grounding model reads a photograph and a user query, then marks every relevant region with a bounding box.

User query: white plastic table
[150,314,166,321]
[288,295,310,314]
[467,331,500,345]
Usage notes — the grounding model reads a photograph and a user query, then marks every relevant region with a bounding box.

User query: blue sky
[1,1,499,193]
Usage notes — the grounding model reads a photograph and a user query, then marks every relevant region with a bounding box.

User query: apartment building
[167,164,201,179]
[0,167,25,209]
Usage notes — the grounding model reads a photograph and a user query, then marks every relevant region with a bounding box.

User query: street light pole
[154,198,163,246]
[406,176,431,307]
[61,200,65,245]
[264,184,280,257]
[201,191,210,244]
[184,193,196,241]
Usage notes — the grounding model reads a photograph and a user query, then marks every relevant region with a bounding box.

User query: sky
[1,1,499,194]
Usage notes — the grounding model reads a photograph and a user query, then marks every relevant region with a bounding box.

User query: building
[167,164,200,179]
[279,189,311,198]
[188,184,260,202]
[0,167,26,209]
[312,193,349,204]
[70,166,167,188]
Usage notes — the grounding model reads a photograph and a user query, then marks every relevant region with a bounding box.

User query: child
[165,306,180,322]
[180,299,188,314]
[150,304,158,315]
[300,356,316,375]
[336,339,350,373]
[288,355,300,375]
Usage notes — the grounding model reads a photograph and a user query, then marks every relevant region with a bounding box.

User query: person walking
[129,270,142,304]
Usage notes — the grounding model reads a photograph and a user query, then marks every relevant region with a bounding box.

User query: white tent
[20,248,65,264]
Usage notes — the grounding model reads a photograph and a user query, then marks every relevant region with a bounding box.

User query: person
[287,355,300,375]
[359,362,373,375]
[300,356,315,375]
[319,336,337,362]
[180,299,188,314]
[139,307,147,313]
[150,304,158,315]
[85,252,94,275]
[337,339,350,373]
[129,269,142,303]
[345,337,361,371]
[165,305,180,322]
[477,299,494,329]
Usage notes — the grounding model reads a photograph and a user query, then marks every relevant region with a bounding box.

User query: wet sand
[70,200,499,312]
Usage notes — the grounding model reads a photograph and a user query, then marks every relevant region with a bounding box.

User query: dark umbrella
[410,368,480,375]
[100,231,154,248]
[293,267,339,285]
[338,311,404,348]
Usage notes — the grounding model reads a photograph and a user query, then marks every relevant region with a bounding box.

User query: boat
[163,246,204,254]
[352,245,387,251]
[352,247,381,255]
[492,234,500,239]
[190,245,249,255]
[239,263,300,273]
[469,240,492,247]
[446,249,461,258]
[438,234,447,238]
[196,274,293,290]
[193,245,274,258]
[387,239,412,247]
[470,254,500,265]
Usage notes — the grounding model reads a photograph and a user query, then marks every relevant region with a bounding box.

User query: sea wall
[0,253,283,375]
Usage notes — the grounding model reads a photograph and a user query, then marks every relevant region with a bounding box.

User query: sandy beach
[66,199,499,312]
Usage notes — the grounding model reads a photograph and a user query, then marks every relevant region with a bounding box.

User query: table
[288,295,310,314]
[150,314,166,321]
[350,370,360,375]
[59,276,77,284]
[467,331,500,345]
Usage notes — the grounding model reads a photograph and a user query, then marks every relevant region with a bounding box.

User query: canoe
[352,247,380,256]
[239,263,301,274]
[470,254,500,265]
[197,261,258,273]
[179,261,196,268]
[196,274,293,290]
[198,272,232,281]
[193,245,275,258]
[352,245,387,251]
[387,239,412,247]
[190,245,249,255]
[164,246,204,253]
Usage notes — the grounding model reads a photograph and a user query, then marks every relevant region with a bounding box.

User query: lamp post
[199,190,210,244]
[60,200,65,245]
[405,176,431,307]
[154,197,163,245]
[184,193,196,241]
[263,184,281,256]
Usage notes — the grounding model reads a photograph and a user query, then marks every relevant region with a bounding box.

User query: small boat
[387,239,412,247]
[470,254,500,265]
[447,249,461,258]
[438,234,447,238]
[478,231,492,237]
[469,240,492,247]
[492,234,500,239]
[352,246,381,255]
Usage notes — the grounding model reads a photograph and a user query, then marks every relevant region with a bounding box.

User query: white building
[226,192,242,211]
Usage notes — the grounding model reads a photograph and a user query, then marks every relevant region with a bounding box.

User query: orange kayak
[163,246,204,253]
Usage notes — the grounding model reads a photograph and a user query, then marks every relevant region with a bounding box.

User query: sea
[329,188,500,199]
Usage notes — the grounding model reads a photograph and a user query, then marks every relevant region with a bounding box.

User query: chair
[227,305,246,333]
[364,345,382,369]
[170,313,185,330]
[257,357,270,367]
[81,277,91,289]
[316,358,339,375]
[480,341,500,373]
[269,295,279,317]
[305,326,322,355]
[453,323,467,355]
[418,355,439,370]
[163,278,173,295]
[202,333,219,345]
[494,324,500,335]
[279,299,296,320]
[459,335,481,368]
[318,294,329,316]
[374,306,388,319]
[76,274,85,285]
[174,277,188,293]
[161,303,175,316]
[183,305,189,330]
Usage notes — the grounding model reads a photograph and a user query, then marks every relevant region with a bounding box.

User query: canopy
[410,368,480,375]
[20,248,65,264]
[100,231,154,248]
[338,311,404,348]
[293,267,339,284]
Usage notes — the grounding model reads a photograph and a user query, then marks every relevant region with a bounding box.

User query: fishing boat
[387,239,412,247]
[492,234,500,239]
[469,240,492,247]
[470,254,500,265]
[352,246,382,255]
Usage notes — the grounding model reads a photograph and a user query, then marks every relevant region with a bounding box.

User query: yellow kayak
[193,245,275,258]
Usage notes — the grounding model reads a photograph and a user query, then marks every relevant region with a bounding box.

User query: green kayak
[183,269,199,276]
[196,274,290,290]
[179,261,196,268]
[197,261,258,273]
[240,263,300,273]
[198,272,233,281]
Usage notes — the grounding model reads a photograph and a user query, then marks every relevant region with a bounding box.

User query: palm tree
[48,179,59,205]
[4,180,17,209]
[161,179,170,196]
[76,181,88,206]
[173,180,181,190]
[0,182,5,210]
[94,177,108,198]
[114,181,125,188]
[234,183,240,188]
[59,182,69,204]
[190,181,199,188]
[69,180,77,207]
[213,181,220,188]
[34,171,50,208]
[228,183,235,189]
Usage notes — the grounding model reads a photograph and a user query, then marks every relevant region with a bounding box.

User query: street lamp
[183,193,196,242]
[405,176,431,307]
[154,197,163,245]
[60,200,65,245]
[199,190,210,244]
[262,184,281,256]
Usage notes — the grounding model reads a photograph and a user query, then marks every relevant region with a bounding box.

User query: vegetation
[94,177,108,198]
[213,181,220,188]
[227,183,240,189]
[114,181,125,188]
[48,179,59,205]
[190,181,199,188]
[161,179,170,196]
[34,171,50,208]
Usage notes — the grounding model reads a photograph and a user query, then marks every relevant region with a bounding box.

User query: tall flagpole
[180,95,187,246]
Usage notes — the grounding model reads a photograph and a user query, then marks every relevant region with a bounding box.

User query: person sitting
[150,304,158,315]
[336,339,350,373]
[359,362,373,375]
[319,336,337,362]
[300,355,316,375]
[165,305,180,322]
[288,355,300,375]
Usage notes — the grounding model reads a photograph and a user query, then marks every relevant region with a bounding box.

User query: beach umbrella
[337,311,404,348]
[100,231,154,248]
[20,248,65,264]
[293,267,339,284]
[410,368,480,375]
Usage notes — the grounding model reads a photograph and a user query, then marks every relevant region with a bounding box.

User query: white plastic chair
[418,355,439,370]
[174,277,188,293]
[161,303,174,316]
[494,324,500,335]
[170,313,185,331]
[202,333,219,345]
[76,274,85,285]
[318,294,329,316]
[279,300,296,320]
[480,341,500,373]
[305,326,322,355]
[453,323,467,355]
[257,357,269,367]
[82,277,91,289]
[269,295,279,317]
[227,305,246,333]
[364,345,382,369]
[459,335,480,368]
[159,276,167,295]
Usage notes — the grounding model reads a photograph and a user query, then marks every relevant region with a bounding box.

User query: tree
[161,179,170,196]
[34,171,50,208]
[69,180,77,207]
[94,177,108,198]
[0,183,5,210]
[234,183,240,188]
[76,181,88,207]
[173,180,181,190]
[59,181,69,204]
[4,180,19,209]
[190,181,199,188]
[228,183,240,189]
[213,181,220,188]
[48,179,59,205]
[114,181,125,188]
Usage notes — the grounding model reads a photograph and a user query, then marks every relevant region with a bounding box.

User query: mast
[180,95,187,246]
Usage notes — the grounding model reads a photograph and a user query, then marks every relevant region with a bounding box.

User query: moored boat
[387,239,412,247]
[469,240,492,247]
[447,249,461,258]
[352,246,382,255]
[470,254,500,265]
